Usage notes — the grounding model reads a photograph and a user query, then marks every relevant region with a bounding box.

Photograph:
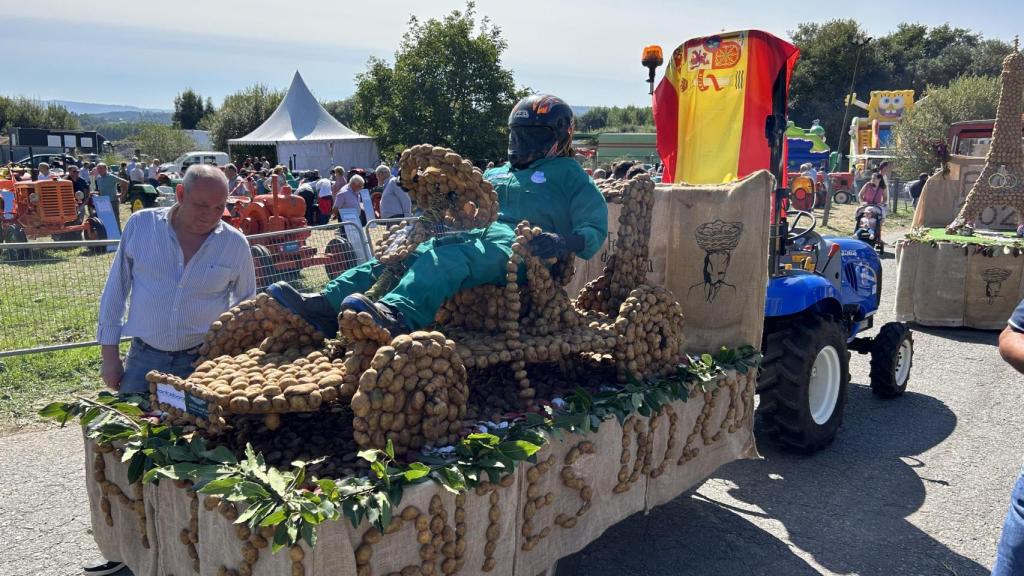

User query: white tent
[229,71,379,175]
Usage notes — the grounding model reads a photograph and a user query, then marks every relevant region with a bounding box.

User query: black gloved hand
[528,233,585,259]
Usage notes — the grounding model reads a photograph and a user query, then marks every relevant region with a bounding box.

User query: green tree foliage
[206,84,285,151]
[352,2,525,161]
[892,75,1001,178]
[128,124,197,162]
[788,20,1011,149]
[173,88,212,130]
[323,98,356,127]
[0,96,80,133]
[576,106,653,133]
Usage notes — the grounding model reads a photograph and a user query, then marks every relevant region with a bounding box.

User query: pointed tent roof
[229,71,371,144]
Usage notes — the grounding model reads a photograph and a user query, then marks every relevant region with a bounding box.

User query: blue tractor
[757,68,914,452]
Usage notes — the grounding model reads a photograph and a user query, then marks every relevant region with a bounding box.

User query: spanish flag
[653,30,799,184]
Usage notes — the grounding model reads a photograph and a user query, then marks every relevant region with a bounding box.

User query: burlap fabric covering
[83,435,159,576]
[896,241,1024,329]
[86,368,755,575]
[913,156,1017,230]
[568,170,772,353]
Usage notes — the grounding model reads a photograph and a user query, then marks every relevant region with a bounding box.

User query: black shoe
[266,281,339,337]
[83,560,125,576]
[340,293,410,336]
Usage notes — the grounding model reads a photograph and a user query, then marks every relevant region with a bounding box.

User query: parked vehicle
[0,176,106,256]
[160,151,230,175]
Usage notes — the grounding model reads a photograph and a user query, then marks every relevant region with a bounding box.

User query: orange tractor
[0,174,106,257]
[217,176,355,288]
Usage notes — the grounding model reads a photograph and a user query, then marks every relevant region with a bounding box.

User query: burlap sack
[644,370,758,510]
[154,480,199,576]
[894,241,921,324]
[913,156,1016,230]
[512,418,645,576]
[196,499,295,576]
[83,435,160,576]
[902,242,970,326]
[458,469,521,576]
[964,249,1024,329]
[345,480,457,576]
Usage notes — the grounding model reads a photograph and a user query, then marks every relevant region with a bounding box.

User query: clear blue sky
[7,0,1023,110]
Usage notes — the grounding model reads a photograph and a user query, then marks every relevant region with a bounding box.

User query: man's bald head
[182,164,229,197]
[176,164,229,235]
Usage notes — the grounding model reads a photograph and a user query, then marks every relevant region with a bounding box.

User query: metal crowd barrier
[0,222,372,357]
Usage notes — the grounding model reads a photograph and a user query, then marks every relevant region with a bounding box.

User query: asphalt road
[2,256,1020,576]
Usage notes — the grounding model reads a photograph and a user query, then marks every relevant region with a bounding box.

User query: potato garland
[614,416,651,494]
[356,494,468,576]
[647,405,679,479]
[520,455,557,551]
[175,479,201,572]
[350,331,469,456]
[206,497,307,576]
[472,475,516,572]
[197,293,324,362]
[557,441,596,526]
[93,445,150,548]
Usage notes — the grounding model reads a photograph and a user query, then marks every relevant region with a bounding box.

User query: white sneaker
[83,560,125,576]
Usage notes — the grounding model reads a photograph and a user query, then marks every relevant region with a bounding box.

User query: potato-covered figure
[269,94,608,335]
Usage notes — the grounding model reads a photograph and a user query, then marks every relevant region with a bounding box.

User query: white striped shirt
[97,207,256,350]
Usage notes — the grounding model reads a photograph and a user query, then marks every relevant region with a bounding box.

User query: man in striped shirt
[96,164,256,396]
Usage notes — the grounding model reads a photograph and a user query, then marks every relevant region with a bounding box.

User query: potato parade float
[67,143,762,576]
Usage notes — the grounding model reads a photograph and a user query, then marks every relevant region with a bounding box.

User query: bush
[892,75,1001,179]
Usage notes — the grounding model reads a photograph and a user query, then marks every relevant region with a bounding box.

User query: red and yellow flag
[653,30,799,184]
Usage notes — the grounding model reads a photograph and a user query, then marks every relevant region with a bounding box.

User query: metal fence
[364,217,419,257]
[0,222,370,357]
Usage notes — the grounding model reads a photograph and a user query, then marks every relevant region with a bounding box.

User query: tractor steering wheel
[786,209,818,241]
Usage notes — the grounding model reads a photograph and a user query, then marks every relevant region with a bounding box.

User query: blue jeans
[120,338,199,395]
[994,467,1024,575]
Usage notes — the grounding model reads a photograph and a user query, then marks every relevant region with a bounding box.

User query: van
[160,151,230,175]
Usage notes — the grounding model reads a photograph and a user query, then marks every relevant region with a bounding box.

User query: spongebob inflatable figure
[847,90,916,121]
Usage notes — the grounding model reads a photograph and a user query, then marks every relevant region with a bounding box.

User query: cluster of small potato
[556,441,595,527]
[93,444,149,548]
[472,475,516,572]
[610,285,684,382]
[677,389,718,465]
[373,221,432,266]
[520,454,557,551]
[174,479,200,572]
[355,493,467,576]
[197,293,324,361]
[614,416,651,494]
[150,346,347,432]
[514,223,584,336]
[647,405,679,479]
[577,175,656,316]
[399,144,499,230]
[350,331,469,456]
[435,285,511,333]
[205,497,306,576]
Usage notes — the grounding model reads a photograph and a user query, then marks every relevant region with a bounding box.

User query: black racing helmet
[508,94,575,169]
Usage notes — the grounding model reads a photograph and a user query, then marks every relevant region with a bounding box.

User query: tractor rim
[132,199,143,212]
[895,338,912,387]
[809,345,841,425]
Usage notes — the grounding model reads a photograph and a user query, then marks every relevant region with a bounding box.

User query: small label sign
[185,394,209,420]
[156,383,186,411]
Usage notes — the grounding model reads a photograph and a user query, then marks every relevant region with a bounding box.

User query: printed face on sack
[177,165,228,235]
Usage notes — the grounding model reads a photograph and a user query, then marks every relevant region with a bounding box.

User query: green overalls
[320,157,608,329]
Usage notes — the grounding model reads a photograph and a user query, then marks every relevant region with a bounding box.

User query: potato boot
[340,293,410,336]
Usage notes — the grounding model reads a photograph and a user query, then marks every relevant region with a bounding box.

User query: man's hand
[100,345,124,391]
[528,233,585,259]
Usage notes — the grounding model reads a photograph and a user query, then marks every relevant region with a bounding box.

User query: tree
[352,2,526,161]
[0,96,80,133]
[130,123,196,161]
[173,88,210,130]
[892,75,1001,178]
[576,106,653,133]
[206,84,285,151]
[323,98,356,127]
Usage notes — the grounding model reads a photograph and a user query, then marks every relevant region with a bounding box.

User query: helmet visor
[509,126,557,169]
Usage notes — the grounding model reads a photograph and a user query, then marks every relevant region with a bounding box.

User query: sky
[7,0,1023,110]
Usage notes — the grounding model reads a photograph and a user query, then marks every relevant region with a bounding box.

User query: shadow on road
[910,324,1000,346]
[566,383,989,575]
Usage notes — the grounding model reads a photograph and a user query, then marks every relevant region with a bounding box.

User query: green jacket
[484,157,608,259]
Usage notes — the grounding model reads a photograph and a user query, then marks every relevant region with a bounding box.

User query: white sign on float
[156,383,186,411]
[89,195,121,251]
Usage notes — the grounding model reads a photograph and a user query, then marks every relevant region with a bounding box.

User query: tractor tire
[131,196,145,213]
[869,322,913,398]
[833,190,852,205]
[84,218,108,255]
[251,244,275,290]
[325,237,356,279]
[3,224,30,261]
[758,314,850,452]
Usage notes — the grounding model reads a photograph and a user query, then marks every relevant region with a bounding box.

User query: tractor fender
[765,271,843,319]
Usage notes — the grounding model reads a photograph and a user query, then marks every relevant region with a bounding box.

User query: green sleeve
[567,170,608,260]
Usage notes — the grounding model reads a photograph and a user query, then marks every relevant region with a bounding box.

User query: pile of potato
[197,293,324,361]
[93,444,150,548]
[610,285,684,381]
[577,175,656,316]
[350,330,469,456]
[399,144,498,230]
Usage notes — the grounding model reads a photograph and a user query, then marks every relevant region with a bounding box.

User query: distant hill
[45,99,171,115]
[78,110,173,125]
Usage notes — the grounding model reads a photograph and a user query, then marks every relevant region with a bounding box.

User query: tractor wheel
[131,197,144,213]
[758,314,850,452]
[869,322,913,398]
[3,224,30,261]
[325,237,356,279]
[84,218,108,255]
[833,190,852,205]
[251,244,275,290]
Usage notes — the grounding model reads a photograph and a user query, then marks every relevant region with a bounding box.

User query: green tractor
[124,183,177,213]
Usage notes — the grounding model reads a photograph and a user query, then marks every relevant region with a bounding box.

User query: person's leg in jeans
[993,467,1024,575]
